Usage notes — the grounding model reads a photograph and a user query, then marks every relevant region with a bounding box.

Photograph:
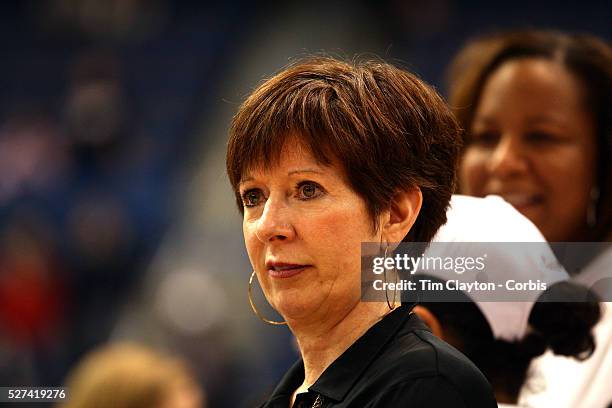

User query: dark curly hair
[424,280,601,402]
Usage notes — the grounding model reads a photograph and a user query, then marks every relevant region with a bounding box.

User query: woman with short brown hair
[226,56,496,407]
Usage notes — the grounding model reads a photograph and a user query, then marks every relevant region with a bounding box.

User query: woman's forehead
[240,136,337,181]
[241,158,332,183]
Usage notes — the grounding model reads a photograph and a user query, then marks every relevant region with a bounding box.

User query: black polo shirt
[259,303,497,407]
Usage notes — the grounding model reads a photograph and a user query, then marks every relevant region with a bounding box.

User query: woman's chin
[272,293,319,322]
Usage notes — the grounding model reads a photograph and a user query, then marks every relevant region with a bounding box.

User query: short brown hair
[227,56,461,242]
[447,30,612,240]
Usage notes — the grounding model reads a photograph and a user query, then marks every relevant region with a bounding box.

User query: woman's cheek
[243,222,261,266]
[460,149,487,195]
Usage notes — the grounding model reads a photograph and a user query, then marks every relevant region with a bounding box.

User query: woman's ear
[382,187,422,244]
[413,305,443,338]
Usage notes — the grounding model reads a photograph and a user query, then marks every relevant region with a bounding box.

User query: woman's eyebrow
[288,169,324,176]
[239,176,253,186]
[238,169,324,186]
[524,115,565,126]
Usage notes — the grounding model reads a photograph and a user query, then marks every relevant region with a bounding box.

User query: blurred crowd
[0,1,250,406]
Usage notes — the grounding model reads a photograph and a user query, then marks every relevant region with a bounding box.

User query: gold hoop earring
[383,245,398,310]
[587,187,600,228]
[248,271,287,325]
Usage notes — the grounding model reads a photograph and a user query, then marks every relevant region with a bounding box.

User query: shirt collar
[266,302,419,405]
[264,358,305,406]
[310,302,418,402]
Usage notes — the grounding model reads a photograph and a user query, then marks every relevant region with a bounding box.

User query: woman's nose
[255,198,296,243]
[487,135,529,178]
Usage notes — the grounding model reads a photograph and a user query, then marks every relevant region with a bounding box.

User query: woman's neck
[289,301,396,389]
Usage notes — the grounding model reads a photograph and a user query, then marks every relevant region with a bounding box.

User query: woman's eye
[469,131,499,147]
[241,189,264,207]
[525,131,558,144]
[297,181,323,200]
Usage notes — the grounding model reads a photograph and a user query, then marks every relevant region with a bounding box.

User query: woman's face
[460,58,597,242]
[240,139,380,322]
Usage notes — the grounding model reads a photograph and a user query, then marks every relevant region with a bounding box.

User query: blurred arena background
[0,1,609,407]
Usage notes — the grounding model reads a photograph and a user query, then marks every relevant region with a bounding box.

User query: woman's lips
[497,193,544,210]
[266,263,310,279]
